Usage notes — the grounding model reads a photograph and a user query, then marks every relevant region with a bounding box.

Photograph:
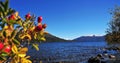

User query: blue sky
[8,0,120,39]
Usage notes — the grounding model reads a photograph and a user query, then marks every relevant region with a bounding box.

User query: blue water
[27,42,108,62]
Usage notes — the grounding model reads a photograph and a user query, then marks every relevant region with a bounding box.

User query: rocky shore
[88,46,120,63]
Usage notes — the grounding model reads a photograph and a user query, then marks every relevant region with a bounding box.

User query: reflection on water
[27,42,107,62]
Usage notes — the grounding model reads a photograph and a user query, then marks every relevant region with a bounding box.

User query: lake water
[27,42,110,63]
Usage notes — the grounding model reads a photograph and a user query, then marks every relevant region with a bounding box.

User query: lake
[27,42,112,63]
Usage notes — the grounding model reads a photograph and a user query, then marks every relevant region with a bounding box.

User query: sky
[7,0,120,40]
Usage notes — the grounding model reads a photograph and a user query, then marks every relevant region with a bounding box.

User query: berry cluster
[0,42,11,55]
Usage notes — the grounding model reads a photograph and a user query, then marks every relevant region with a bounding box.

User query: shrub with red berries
[38,16,42,23]
[0,0,47,63]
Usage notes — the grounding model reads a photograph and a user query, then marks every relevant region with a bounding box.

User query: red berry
[42,24,47,29]
[0,42,4,50]
[8,14,16,20]
[35,25,42,32]
[38,16,42,23]
[4,45,11,53]
[25,13,31,19]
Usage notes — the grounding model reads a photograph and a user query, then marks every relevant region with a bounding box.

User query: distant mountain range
[45,33,105,42]
[73,35,105,42]
[45,33,69,42]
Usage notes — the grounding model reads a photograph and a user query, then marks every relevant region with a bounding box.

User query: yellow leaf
[18,54,26,57]
[26,34,31,40]
[26,60,32,63]
[19,47,28,53]
[19,34,31,40]
[21,58,32,63]
[4,26,8,29]
[34,33,37,39]
[25,56,30,59]
[14,12,19,17]
[30,26,35,31]
[40,31,44,36]
[32,44,39,51]
[41,37,46,41]
[12,45,18,54]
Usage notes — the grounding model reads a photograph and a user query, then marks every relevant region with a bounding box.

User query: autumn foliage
[0,0,47,63]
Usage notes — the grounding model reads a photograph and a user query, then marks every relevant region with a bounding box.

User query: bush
[0,0,47,63]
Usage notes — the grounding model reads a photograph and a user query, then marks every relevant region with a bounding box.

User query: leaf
[11,29,18,39]
[21,58,32,63]
[40,37,46,41]
[1,52,8,57]
[1,22,5,28]
[18,54,26,57]
[11,45,18,54]
[7,8,15,16]
[18,48,28,57]
[8,20,16,24]
[0,57,4,60]
[26,34,31,40]
[4,0,9,12]
[0,1,5,8]
[0,6,4,17]
[0,56,6,60]
[12,39,20,45]
[26,60,32,63]
[19,47,28,53]
[3,31,6,38]
[32,44,39,51]
[17,20,22,26]
[34,33,37,39]
[25,56,30,59]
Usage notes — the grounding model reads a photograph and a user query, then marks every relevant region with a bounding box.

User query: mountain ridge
[45,33,105,42]
[72,35,105,42]
[45,33,70,42]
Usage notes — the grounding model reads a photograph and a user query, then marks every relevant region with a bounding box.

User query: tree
[105,6,120,44]
[0,0,47,63]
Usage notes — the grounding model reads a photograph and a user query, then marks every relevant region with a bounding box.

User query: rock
[97,54,103,58]
[103,54,108,57]
[88,57,101,63]
[101,61,106,63]
[109,55,116,59]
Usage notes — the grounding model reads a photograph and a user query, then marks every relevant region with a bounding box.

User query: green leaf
[0,56,6,60]
[1,52,8,57]
[0,1,5,8]
[12,39,20,45]
[7,8,15,16]
[4,0,9,12]
[1,22,5,28]
[32,44,39,51]
[3,31,6,38]
[8,20,16,24]
[0,7,4,18]
[11,29,18,39]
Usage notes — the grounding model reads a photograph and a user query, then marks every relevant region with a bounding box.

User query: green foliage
[105,6,120,44]
[0,0,47,63]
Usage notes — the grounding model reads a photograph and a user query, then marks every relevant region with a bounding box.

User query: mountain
[73,35,105,42]
[45,33,69,42]
[44,33,105,42]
